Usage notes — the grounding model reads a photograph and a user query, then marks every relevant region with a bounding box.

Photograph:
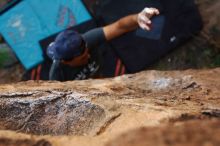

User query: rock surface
[0,68,220,146]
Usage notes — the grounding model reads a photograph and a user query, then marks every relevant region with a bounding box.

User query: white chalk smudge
[8,15,26,37]
[151,78,173,89]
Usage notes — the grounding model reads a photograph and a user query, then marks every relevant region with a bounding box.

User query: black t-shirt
[49,27,107,81]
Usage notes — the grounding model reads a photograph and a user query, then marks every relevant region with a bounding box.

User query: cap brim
[47,42,57,60]
[49,60,61,80]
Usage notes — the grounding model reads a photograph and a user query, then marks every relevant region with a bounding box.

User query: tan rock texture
[0,68,220,146]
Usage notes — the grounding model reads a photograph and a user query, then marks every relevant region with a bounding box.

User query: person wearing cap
[47,7,159,81]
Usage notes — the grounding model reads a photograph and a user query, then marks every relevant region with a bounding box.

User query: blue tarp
[0,0,91,69]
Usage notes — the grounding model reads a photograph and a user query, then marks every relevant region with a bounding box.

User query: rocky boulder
[0,68,220,146]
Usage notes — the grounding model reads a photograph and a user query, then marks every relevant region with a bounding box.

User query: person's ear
[61,48,90,67]
[61,60,71,66]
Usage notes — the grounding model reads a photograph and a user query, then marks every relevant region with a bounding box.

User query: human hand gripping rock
[138,7,160,31]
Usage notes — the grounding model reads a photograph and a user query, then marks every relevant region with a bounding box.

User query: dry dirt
[0,68,220,146]
[197,0,220,47]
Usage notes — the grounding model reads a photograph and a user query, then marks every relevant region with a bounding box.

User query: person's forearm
[103,14,138,41]
[116,14,139,33]
[103,7,159,41]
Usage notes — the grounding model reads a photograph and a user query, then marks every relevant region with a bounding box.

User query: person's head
[47,30,90,67]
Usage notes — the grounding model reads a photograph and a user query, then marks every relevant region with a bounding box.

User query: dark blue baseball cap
[47,30,85,61]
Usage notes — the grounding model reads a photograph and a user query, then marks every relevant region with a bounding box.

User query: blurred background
[0,0,219,84]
